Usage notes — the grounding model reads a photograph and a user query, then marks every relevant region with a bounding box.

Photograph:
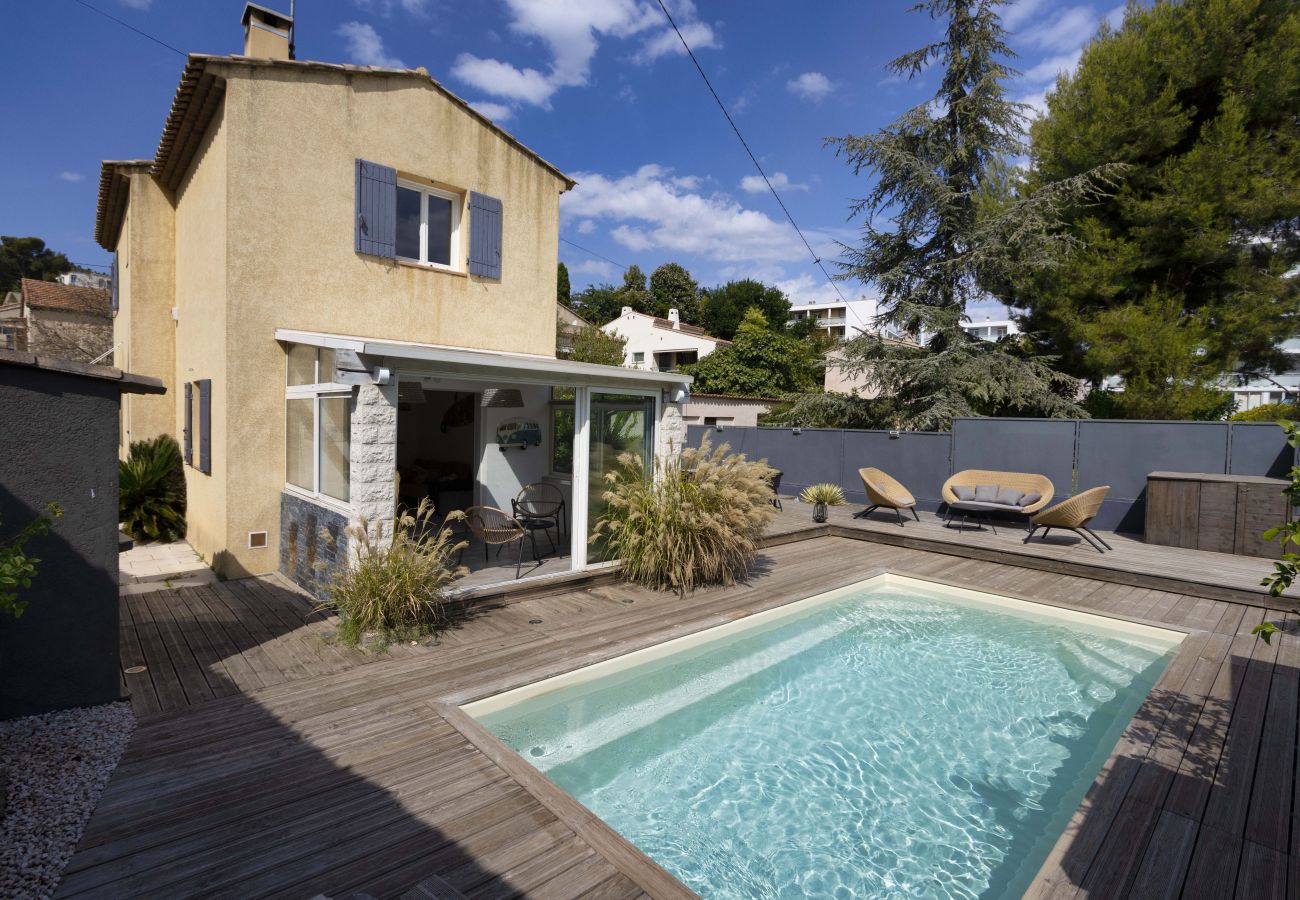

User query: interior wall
[396,388,478,514]
[477,383,554,511]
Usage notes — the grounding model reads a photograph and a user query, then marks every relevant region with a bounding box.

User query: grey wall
[688,418,1295,534]
[0,365,122,718]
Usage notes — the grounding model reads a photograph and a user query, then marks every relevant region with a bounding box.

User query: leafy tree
[618,264,653,314]
[685,309,818,396]
[698,280,792,341]
[556,262,571,304]
[1009,0,1300,413]
[569,283,625,326]
[829,0,1097,430]
[648,262,700,322]
[0,236,72,294]
[567,325,627,366]
[1229,403,1300,423]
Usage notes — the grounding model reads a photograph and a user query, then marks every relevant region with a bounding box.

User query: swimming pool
[465,574,1182,899]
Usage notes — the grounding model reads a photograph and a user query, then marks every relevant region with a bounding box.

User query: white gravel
[0,701,135,900]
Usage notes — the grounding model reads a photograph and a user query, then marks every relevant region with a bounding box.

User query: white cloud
[786,71,834,101]
[469,100,513,121]
[452,55,556,106]
[58,171,84,183]
[352,0,428,14]
[576,219,597,235]
[336,22,406,68]
[562,164,809,264]
[1021,49,1083,84]
[449,0,715,108]
[1019,5,1100,53]
[739,172,806,194]
[1002,0,1049,30]
[670,175,701,190]
[1103,3,1126,30]
[774,273,844,307]
[635,20,717,63]
[572,259,615,278]
[118,0,151,9]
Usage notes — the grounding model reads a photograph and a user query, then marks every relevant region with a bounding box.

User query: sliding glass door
[586,392,656,563]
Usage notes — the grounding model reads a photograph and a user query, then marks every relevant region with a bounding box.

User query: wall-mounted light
[792,423,802,436]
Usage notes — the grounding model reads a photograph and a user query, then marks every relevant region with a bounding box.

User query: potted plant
[799,483,846,523]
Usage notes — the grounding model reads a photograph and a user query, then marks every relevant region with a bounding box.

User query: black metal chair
[512,482,566,557]
[769,470,784,511]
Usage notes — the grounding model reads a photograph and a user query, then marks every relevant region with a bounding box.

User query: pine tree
[556,262,571,305]
[1007,0,1300,418]
[829,0,1100,430]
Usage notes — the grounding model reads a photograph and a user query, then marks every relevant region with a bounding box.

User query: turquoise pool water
[472,578,1178,899]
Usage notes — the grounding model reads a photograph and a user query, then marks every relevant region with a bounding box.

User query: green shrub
[321,499,468,647]
[799,483,846,506]
[120,435,186,542]
[592,435,777,595]
[1228,402,1300,422]
[1,502,64,618]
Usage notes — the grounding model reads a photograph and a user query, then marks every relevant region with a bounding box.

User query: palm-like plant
[119,435,187,542]
[799,484,847,506]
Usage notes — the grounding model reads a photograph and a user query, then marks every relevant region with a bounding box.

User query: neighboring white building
[601,306,730,372]
[788,297,886,340]
[962,315,1020,341]
[681,393,777,428]
[57,271,113,290]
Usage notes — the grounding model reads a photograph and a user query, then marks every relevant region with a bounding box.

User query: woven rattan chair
[854,467,919,526]
[1024,485,1113,553]
[465,505,538,579]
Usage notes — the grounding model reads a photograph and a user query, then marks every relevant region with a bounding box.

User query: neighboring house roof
[19,278,111,318]
[612,309,730,344]
[557,302,592,330]
[97,54,576,250]
[0,348,164,394]
[686,393,780,403]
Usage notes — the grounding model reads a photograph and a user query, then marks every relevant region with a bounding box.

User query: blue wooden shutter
[198,379,212,475]
[468,191,502,278]
[355,159,397,258]
[110,253,119,314]
[183,382,193,465]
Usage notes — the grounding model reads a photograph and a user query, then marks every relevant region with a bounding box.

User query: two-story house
[97,4,690,593]
[601,307,729,372]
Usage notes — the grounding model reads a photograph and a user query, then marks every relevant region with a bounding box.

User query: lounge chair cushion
[949,500,1022,512]
[1020,491,1042,507]
[973,484,1000,503]
[952,485,976,501]
[995,487,1024,507]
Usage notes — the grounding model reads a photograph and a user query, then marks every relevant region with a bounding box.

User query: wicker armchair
[855,467,919,526]
[465,505,539,579]
[1024,486,1113,553]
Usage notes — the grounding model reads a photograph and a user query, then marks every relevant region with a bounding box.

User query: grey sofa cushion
[1020,491,1042,507]
[952,485,976,501]
[995,487,1024,507]
[973,484,1000,502]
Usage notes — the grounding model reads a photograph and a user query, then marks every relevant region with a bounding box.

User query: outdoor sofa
[941,469,1055,533]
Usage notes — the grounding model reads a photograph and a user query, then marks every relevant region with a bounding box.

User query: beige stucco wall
[680,396,772,428]
[173,107,230,570]
[177,65,568,576]
[115,169,177,452]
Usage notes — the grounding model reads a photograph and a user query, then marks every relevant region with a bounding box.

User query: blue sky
[2,0,1122,312]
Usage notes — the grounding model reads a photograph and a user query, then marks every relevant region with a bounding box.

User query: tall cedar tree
[829,0,1104,430]
[556,262,571,304]
[1005,0,1300,418]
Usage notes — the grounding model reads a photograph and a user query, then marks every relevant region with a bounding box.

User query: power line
[652,0,849,305]
[560,237,629,272]
[70,262,112,270]
[71,0,187,57]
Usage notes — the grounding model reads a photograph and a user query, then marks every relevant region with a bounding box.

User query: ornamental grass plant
[592,435,777,595]
[321,499,468,647]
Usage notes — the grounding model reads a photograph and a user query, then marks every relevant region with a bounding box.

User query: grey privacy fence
[684,418,1294,534]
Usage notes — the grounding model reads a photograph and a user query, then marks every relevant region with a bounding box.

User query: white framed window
[285,344,352,504]
[396,179,461,270]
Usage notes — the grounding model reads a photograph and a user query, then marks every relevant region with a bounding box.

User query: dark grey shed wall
[0,366,123,718]
[687,418,1295,535]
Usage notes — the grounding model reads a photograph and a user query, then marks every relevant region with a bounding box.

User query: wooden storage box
[1145,472,1291,559]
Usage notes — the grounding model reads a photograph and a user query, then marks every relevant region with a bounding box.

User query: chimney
[242,3,293,60]
[668,308,680,329]
[621,306,633,317]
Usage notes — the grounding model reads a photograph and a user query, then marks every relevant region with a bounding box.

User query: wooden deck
[71,533,1300,898]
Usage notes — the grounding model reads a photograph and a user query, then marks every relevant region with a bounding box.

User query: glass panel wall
[587,392,655,563]
[285,397,314,490]
[319,397,352,502]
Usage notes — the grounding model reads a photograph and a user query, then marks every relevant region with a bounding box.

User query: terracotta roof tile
[20,279,111,317]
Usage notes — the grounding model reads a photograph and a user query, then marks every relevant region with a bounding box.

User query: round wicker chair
[855,467,919,526]
[465,505,538,579]
[1024,485,1113,553]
